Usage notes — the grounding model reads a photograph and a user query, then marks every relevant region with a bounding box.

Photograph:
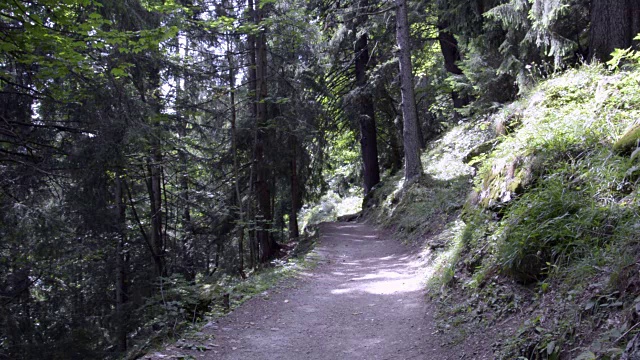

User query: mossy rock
[463,139,499,164]
[614,122,640,153]
[493,111,522,136]
[337,212,361,222]
[477,155,535,209]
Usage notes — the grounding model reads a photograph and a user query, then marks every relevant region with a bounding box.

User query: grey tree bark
[589,0,640,61]
[395,0,423,183]
[289,134,300,240]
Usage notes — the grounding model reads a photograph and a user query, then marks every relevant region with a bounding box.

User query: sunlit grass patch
[299,190,362,231]
[441,64,640,359]
[422,120,493,181]
[423,219,467,289]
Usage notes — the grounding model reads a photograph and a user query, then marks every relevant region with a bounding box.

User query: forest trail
[145,222,490,359]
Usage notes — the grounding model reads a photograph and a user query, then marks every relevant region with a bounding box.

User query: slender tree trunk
[247,0,258,269]
[147,146,166,276]
[114,171,127,352]
[354,0,380,195]
[140,62,166,277]
[178,137,193,279]
[176,37,194,281]
[289,134,299,240]
[228,41,245,274]
[395,0,423,183]
[215,242,222,270]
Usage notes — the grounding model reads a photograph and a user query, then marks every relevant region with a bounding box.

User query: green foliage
[444,64,640,357]
[144,275,210,334]
[467,64,640,282]
[497,169,628,282]
[607,34,640,70]
[439,0,591,111]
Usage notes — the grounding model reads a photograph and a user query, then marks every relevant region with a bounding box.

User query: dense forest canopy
[0,0,637,357]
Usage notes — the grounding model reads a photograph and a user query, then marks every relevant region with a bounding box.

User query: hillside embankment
[365,63,640,359]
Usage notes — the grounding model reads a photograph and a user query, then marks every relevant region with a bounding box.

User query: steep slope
[367,63,640,359]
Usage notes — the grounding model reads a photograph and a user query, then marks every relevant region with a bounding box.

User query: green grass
[457,64,640,358]
[363,119,492,243]
[369,62,640,359]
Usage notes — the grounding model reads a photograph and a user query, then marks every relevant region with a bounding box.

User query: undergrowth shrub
[496,139,639,281]
[498,176,621,283]
[142,274,215,337]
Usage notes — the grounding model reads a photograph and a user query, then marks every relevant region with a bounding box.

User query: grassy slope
[367,64,640,359]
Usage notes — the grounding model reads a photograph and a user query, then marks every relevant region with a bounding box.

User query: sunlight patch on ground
[331,275,424,295]
[335,224,361,229]
[421,220,467,286]
[329,220,468,297]
[330,256,428,296]
[351,270,407,281]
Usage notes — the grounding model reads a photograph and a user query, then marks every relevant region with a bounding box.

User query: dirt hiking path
[145,222,492,359]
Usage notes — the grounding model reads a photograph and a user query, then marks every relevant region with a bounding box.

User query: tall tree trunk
[228,40,245,274]
[178,133,193,280]
[289,134,300,240]
[254,0,280,263]
[147,148,166,276]
[138,61,166,277]
[589,0,640,61]
[114,171,127,353]
[354,0,380,195]
[437,24,470,109]
[176,37,194,281]
[247,0,259,269]
[396,0,424,183]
